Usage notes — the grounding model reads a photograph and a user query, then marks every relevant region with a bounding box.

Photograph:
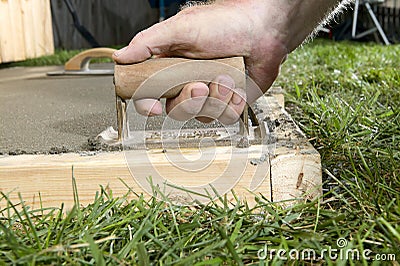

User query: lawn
[0,39,399,265]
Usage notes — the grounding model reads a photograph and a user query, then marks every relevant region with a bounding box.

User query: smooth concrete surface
[0,64,222,154]
[0,64,117,154]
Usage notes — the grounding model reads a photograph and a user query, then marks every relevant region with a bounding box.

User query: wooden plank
[257,98,322,202]
[11,0,26,61]
[0,0,3,64]
[267,87,285,107]
[0,153,133,210]
[0,0,25,63]
[0,147,270,210]
[21,0,35,59]
[0,0,14,62]
[32,0,54,58]
[0,96,322,209]
[0,0,54,63]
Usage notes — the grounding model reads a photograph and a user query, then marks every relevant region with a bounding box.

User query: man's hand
[113,1,287,124]
[112,0,344,123]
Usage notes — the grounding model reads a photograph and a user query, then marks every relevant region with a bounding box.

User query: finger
[166,82,209,121]
[196,75,235,123]
[112,21,176,64]
[134,99,163,116]
[218,88,247,125]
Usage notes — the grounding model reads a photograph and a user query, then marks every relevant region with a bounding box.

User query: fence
[0,0,54,63]
[50,0,159,50]
[376,2,400,42]
[332,0,400,43]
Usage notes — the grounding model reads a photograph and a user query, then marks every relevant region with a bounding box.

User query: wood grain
[0,96,322,210]
[0,0,54,63]
[114,57,245,100]
[64,47,116,71]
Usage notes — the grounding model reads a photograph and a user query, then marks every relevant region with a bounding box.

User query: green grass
[1,39,399,265]
[0,50,84,68]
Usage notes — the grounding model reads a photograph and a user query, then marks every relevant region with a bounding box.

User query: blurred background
[0,0,399,63]
[50,0,400,49]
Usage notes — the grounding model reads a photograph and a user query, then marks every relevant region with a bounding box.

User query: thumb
[112,22,175,64]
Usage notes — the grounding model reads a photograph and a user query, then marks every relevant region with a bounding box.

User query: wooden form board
[0,0,54,63]
[0,96,322,210]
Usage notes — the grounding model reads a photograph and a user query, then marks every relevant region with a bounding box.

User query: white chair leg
[352,0,390,45]
[352,0,361,38]
[365,2,391,45]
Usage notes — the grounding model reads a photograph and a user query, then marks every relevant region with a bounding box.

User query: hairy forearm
[213,0,351,53]
[278,0,352,51]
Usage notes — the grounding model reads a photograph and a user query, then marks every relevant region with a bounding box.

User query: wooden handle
[64,47,116,71]
[114,57,245,100]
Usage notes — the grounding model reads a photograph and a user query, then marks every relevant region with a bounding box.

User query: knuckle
[219,106,242,125]
[205,97,228,112]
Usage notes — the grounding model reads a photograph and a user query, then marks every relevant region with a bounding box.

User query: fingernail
[218,85,231,96]
[114,46,128,57]
[232,93,243,105]
[191,87,208,101]
[149,104,162,116]
[217,76,234,96]
[148,109,159,116]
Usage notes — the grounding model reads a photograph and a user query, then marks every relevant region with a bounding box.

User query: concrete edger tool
[111,56,266,148]
[44,48,264,147]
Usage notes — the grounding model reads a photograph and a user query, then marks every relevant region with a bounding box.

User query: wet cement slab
[0,64,224,155]
[0,64,119,154]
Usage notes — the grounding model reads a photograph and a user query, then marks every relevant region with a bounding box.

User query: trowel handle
[114,57,245,100]
[65,47,116,71]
